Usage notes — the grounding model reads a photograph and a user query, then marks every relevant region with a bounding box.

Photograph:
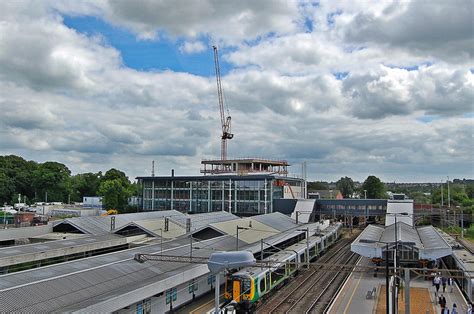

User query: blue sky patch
[327,10,343,27]
[385,61,434,71]
[62,15,233,77]
[416,115,439,123]
[333,71,349,80]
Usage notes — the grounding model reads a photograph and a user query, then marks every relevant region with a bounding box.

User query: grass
[441,225,474,242]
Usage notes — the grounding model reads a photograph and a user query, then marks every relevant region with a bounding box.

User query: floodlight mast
[213,45,233,161]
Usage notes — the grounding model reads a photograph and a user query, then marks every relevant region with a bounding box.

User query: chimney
[186,218,191,233]
[110,216,116,231]
[164,217,169,232]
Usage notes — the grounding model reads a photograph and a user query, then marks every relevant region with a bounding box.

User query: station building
[0,209,339,313]
[137,159,306,216]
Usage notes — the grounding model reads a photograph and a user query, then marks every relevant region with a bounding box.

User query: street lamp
[360,238,391,314]
[360,236,416,314]
[386,212,411,314]
[236,226,250,251]
[447,176,451,208]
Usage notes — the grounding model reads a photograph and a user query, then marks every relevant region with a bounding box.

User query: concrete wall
[0,224,52,241]
[386,200,414,226]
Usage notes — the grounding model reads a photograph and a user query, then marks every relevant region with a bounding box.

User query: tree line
[0,155,137,211]
[308,175,474,212]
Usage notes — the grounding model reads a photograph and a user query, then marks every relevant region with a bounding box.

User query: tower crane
[213,45,233,161]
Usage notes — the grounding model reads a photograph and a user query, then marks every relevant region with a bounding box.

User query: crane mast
[213,46,233,161]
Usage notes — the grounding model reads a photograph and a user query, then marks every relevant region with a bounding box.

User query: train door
[233,279,241,302]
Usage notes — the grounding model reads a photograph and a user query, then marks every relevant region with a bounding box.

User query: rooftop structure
[201,158,289,175]
[0,213,337,313]
[351,222,452,263]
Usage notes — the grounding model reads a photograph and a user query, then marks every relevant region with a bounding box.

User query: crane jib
[213,45,233,160]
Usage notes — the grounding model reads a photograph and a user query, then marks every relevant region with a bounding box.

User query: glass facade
[139,176,304,215]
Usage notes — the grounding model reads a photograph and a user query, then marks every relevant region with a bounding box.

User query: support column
[170,181,174,210]
[214,273,220,314]
[151,180,155,210]
[405,269,410,314]
[208,181,211,212]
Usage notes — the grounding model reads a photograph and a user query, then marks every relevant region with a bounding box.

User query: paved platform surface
[329,257,468,314]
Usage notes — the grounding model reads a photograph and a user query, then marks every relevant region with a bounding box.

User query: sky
[0,0,473,183]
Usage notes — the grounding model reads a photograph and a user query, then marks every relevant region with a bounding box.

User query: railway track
[257,235,359,314]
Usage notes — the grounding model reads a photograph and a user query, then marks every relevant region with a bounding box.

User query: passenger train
[223,222,342,312]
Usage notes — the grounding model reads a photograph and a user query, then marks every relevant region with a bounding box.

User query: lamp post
[360,239,390,314]
[447,176,451,208]
[386,212,411,314]
[158,228,163,256]
[236,226,249,251]
[441,180,444,207]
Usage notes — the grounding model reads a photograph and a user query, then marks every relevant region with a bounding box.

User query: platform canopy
[351,222,452,262]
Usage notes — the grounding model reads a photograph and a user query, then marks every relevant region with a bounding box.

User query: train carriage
[224,222,342,311]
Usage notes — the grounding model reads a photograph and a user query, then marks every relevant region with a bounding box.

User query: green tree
[336,176,355,198]
[101,168,129,186]
[362,175,387,199]
[0,155,38,202]
[70,172,102,201]
[98,179,131,210]
[465,184,474,199]
[0,172,15,205]
[32,161,71,202]
[98,168,132,211]
[307,181,329,190]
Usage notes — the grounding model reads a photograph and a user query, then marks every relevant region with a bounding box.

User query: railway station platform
[329,257,469,314]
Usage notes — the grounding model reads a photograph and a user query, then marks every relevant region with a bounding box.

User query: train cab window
[242,277,251,295]
[259,277,266,293]
[225,276,233,294]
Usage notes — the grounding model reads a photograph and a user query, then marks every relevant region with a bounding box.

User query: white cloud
[94,0,299,43]
[0,0,472,182]
[179,41,206,54]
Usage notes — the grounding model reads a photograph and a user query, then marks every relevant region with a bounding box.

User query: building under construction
[137,159,305,216]
[137,47,306,215]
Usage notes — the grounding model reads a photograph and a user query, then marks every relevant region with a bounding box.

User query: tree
[32,161,71,202]
[362,176,387,199]
[70,172,102,201]
[466,184,474,199]
[98,168,132,211]
[0,172,15,204]
[98,179,131,210]
[336,177,355,198]
[307,181,329,190]
[101,168,129,186]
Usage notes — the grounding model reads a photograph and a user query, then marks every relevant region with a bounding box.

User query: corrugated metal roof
[251,212,297,231]
[114,219,186,239]
[54,210,187,235]
[0,234,124,266]
[417,226,449,250]
[55,210,238,236]
[351,223,452,260]
[0,236,236,313]
[210,218,280,244]
[380,222,421,247]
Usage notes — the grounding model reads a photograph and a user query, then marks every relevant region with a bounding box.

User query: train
[442,247,474,302]
[223,222,342,312]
